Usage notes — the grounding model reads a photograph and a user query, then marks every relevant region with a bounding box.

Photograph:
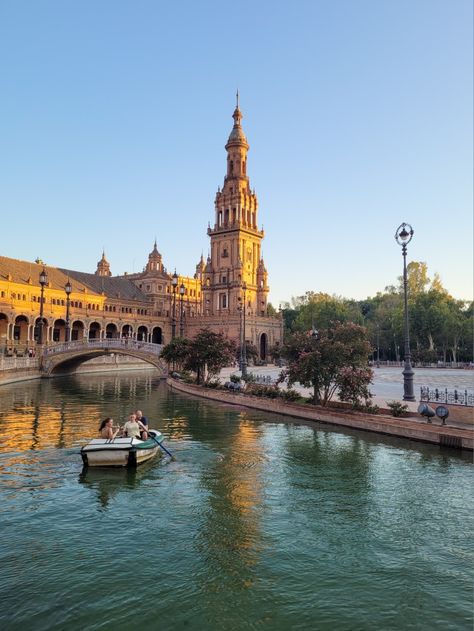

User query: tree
[185,329,236,384]
[282,322,373,406]
[161,337,191,370]
[399,261,431,296]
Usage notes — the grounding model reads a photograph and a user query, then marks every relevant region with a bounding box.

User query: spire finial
[236,89,239,109]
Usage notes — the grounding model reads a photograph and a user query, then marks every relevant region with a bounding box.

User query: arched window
[229,160,234,174]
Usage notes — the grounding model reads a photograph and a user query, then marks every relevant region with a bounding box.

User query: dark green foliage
[282,321,373,406]
[279,388,300,402]
[386,401,409,417]
[281,264,473,363]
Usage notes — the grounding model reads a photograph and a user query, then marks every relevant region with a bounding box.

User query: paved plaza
[220,365,474,415]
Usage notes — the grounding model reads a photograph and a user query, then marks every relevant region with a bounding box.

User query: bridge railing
[42,339,164,357]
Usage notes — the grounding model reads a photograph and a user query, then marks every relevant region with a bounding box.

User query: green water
[0,372,472,631]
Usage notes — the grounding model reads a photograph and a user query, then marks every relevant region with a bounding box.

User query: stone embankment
[0,355,158,386]
[167,378,474,451]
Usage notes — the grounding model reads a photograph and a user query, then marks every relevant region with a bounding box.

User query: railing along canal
[42,339,164,356]
[420,386,474,407]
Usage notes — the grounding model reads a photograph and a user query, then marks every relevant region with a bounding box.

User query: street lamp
[395,222,415,401]
[239,282,248,378]
[65,279,72,342]
[38,267,48,345]
[179,283,185,337]
[171,271,178,339]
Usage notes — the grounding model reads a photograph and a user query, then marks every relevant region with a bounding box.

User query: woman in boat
[99,417,120,440]
[122,413,148,440]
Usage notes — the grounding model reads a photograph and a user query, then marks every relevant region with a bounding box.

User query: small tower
[194,254,205,280]
[257,257,269,315]
[145,240,163,273]
[95,251,111,277]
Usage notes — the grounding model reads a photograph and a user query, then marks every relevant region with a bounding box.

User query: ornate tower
[145,240,164,273]
[205,95,269,316]
[95,251,111,276]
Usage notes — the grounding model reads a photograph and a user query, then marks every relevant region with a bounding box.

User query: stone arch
[152,326,162,344]
[14,315,29,343]
[88,322,101,339]
[53,318,67,342]
[259,333,268,361]
[137,325,148,341]
[45,348,167,377]
[0,313,9,344]
[121,324,133,338]
[105,322,119,339]
[71,320,85,341]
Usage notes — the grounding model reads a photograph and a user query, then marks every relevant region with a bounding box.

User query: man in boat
[136,409,148,440]
[122,413,148,441]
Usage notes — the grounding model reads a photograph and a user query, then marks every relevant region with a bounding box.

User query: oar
[148,431,174,459]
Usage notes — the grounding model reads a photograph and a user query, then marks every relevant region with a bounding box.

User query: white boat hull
[81,431,163,468]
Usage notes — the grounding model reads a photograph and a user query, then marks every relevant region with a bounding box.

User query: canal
[0,371,472,630]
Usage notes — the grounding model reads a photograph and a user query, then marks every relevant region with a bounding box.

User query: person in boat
[99,417,120,440]
[135,409,148,439]
[122,413,148,440]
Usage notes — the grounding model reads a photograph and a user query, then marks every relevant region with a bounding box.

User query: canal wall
[0,355,159,386]
[167,379,474,451]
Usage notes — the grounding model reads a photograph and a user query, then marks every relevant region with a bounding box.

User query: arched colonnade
[0,313,163,346]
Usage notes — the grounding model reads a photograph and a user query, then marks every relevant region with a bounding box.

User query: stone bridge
[41,339,167,376]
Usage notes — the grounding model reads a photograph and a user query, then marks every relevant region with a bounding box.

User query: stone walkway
[219,365,474,429]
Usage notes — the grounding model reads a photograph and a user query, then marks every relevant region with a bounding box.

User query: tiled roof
[0,256,150,303]
[59,269,150,302]
[0,256,95,294]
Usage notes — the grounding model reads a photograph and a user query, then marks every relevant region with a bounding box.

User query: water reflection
[79,466,142,510]
[0,372,472,631]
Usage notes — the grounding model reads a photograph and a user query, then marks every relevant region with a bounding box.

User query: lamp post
[65,279,72,342]
[38,267,48,345]
[171,271,178,339]
[395,222,415,401]
[179,283,185,337]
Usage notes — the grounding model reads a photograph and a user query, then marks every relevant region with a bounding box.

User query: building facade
[0,101,282,359]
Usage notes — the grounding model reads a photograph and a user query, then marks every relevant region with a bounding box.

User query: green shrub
[279,388,300,402]
[229,374,241,383]
[386,400,409,417]
[246,383,280,398]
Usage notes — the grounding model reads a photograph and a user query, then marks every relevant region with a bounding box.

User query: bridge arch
[41,339,167,377]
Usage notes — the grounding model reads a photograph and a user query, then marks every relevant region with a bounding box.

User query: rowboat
[81,429,164,468]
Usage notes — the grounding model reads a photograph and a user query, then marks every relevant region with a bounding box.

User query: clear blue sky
[1,0,472,305]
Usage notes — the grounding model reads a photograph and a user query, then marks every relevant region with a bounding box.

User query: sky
[0,0,472,306]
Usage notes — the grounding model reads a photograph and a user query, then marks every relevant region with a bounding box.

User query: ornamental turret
[145,240,163,273]
[95,251,111,277]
